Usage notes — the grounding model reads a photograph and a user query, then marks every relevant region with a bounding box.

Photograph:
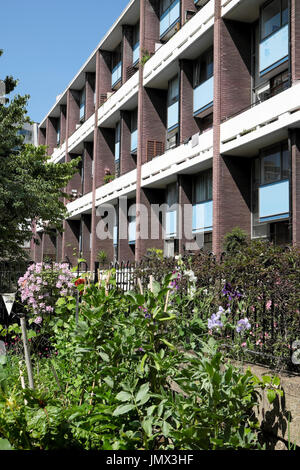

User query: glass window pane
[194,174,206,203]
[262,150,281,183]
[281,0,288,25]
[167,182,177,206]
[261,0,281,39]
[115,121,120,142]
[282,146,290,180]
[168,75,179,104]
[206,170,212,200]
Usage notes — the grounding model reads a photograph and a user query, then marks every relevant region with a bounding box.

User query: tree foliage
[0,50,80,260]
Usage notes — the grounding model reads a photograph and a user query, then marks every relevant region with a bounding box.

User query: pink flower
[266,300,272,311]
[34,316,43,325]
[241,342,247,348]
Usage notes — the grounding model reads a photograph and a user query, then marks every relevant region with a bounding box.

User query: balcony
[112,62,122,88]
[131,129,138,153]
[167,101,179,130]
[259,25,289,76]
[166,210,177,238]
[133,42,140,66]
[192,200,213,233]
[259,180,289,223]
[193,76,214,116]
[160,0,180,39]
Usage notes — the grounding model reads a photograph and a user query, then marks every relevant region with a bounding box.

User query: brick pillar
[67,153,82,196]
[140,188,165,256]
[122,25,134,84]
[64,220,80,266]
[43,232,56,261]
[180,59,199,143]
[120,110,135,175]
[81,214,91,269]
[56,231,63,262]
[178,174,193,254]
[291,0,300,82]
[141,88,167,164]
[213,1,253,256]
[98,50,112,98]
[144,0,160,55]
[219,18,252,121]
[85,73,95,120]
[83,142,93,194]
[291,129,300,248]
[67,89,80,137]
[46,117,57,156]
[119,198,136,263]
[95,127,115,187]
[38,127,46,146]
[181,0,197,26]
[60,105,67,144]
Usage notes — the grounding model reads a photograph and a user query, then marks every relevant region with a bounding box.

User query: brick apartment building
[31,0,300,269]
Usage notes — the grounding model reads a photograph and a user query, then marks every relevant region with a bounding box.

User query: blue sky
[1,0,128,123]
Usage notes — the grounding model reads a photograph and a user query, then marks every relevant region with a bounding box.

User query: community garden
[0,231,299,450]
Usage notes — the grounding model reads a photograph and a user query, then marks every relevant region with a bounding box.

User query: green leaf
[99,352,110,362]
[140,353,148,373]
[0,355,7,365]
[113,404,135,416]
[160,338,175,350]
[116,391,132,402]
[142,418,153,437]
[267,389,277,404]
[0,439,14,450]
[136,383,150,404]
[272,376,280,387]
[104,377,114,388]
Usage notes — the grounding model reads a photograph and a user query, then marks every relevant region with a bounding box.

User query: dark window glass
[194,49,213,88]
[262,150,281,184]
[194,170,212,203]
[261,0,281,39]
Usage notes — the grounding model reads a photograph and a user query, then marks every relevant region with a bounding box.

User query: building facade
[32,0,300,268]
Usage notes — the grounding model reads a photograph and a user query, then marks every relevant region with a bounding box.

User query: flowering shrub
[18,263,76,324]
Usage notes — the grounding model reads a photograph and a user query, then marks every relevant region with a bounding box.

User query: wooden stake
[20,316,34,390]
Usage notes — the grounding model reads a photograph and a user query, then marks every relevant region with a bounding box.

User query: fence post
[20,315,35,390]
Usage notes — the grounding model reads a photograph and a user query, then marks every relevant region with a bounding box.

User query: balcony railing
[259,179,289,222]
[131,129,138,153]
[192,200,213,233]
[160,0,180,38]
[167,101,179,130]
[193,76,214,115]
[133,42,140,65]
[259,24,289,76]
[112,62,122,88]
[166,210,177,238]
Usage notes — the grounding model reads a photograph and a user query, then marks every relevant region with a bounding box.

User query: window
[193,170,212,203]
[261,0,288,40]
[167,74,179,131]
[131,108,138,153]
[194,49,213,88]
[160,0,180,38]
[112,44,122,87]
[57,118,60,145]
[260,142,289,185]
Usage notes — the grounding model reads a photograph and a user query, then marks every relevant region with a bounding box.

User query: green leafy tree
[0,50,80,260]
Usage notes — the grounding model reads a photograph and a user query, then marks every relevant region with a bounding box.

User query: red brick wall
[120,110,136,175]
[67,89,80,137]
[42,233,56,261]
[46,117,57,156]
[181,0,197,26]
[141,87,167,164]
[122,25,134,84]
[83,142,93,194]
[98,50,112,96]
[85,73,95,120]
[38,127,46,146]
[291,129,300,248]
[291,0,300,82]
[95,127,115,187]
[64,219,80,266]
[219,19,252,121]
[144,0,160,55]
[178,174,193,254]
[60,105,67,145]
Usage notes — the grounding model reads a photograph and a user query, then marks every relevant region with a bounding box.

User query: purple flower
[208,312,223,330]
[34,316,43,325]
[236,318,251,334]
